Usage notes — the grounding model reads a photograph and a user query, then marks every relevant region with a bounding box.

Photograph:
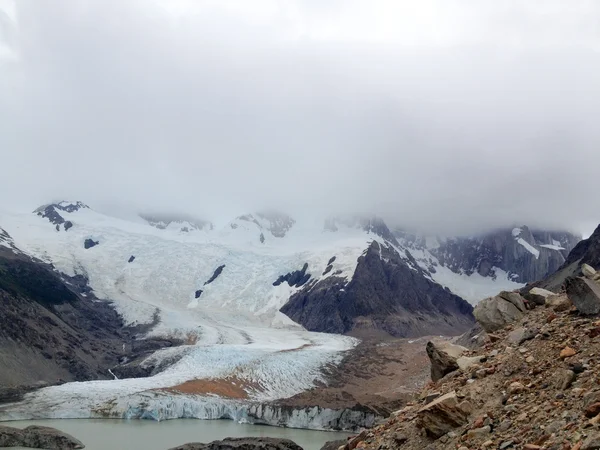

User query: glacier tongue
[0,207,367,425]
[1,391,377,431]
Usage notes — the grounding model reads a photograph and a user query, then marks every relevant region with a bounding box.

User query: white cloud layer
[1,0,599,234]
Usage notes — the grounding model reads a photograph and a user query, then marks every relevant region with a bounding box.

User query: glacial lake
[4,418,351,450]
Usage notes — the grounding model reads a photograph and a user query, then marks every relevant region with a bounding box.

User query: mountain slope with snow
[0,202,570,423]
[393,226,580,298]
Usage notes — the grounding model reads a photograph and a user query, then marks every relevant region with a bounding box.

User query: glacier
[0,203,523,428]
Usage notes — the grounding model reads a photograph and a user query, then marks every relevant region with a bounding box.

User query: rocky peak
[424,226,580,283]
[0,227,19,253]
[33,201,87,231]
[280,240,474,337]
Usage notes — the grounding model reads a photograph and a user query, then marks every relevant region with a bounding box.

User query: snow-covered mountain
[394,225,580,287]
[0,201,580,423]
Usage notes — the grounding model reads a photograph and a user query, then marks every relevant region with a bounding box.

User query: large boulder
[498,291,527,312]
[0,425,84,449]
[169,438,304,450]
[524,287,556,306]
[473,294,525,333]
[426,341,466,382]
[565,276,600,315]
[582,264,600,281]
[417,391,472,438]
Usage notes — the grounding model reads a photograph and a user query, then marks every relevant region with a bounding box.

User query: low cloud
[0,0,598,235]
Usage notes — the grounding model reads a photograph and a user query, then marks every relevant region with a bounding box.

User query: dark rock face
[128,255,135,263]
[169,438,303,450]
[426,226,580,284]
[565,276,600,315]
[0,228,18,253]
[0,245,154,389]
[280,242,474,337]
[0,424,84,449]
[205,265,226,285]
[273,263,311,288]
[426,341,460,382]
[540,224,600,292]
[36,205,66,227]
[34,202,89,231]
[84,238,99,249]
[194,289,203,299]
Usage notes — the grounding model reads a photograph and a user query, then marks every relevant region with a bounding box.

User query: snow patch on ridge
[540,244,565,251]
[516,238,540,259]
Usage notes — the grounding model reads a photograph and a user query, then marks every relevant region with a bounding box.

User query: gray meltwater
[4,419,350,450]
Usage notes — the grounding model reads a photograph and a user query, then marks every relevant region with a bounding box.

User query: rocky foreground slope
[339,258,600,449]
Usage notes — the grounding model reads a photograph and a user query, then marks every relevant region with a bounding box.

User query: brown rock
[426,341,464,382]
[417,391,471,438]
[585,402,600,418]
[472,416,485,429]
[508,382,525,395]
[589,327,600,338]
[545,294,572,312]
[560,347,577,359]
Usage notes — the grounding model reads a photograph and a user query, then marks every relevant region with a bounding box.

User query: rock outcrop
[273,263,311,288]
[417,391,471,438]
[426,341,466,382]
[339,291,600,449]
[565,276,600,315]
[169,438,303,450]
[281,241,474,337]
[339,222,600,450]
[84,238,99,249]
[472,292,526,332]
[539,224,600,291]
[423,226,580,283]
[205,265,226,285]
[0,425,84,449]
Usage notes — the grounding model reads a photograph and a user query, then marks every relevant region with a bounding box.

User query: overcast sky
[0,0,599,235]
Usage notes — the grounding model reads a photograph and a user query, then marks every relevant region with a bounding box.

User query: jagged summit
[33,201,90,231]
[393,225,580,285]
[0,226,19,254]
